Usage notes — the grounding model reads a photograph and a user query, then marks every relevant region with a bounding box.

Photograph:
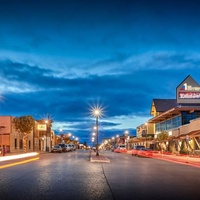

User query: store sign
[177,75,200,104]
[179,92,200,99]
[37,124,47,131]
[180,83,200,91]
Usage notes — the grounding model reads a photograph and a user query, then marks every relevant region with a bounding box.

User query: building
[0,116,55,154]
[134,75,200,153]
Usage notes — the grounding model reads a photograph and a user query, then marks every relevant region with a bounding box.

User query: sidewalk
[125,150,200,167]
[153,152,200,167]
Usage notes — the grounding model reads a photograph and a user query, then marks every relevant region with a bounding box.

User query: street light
[60,128,63,143]
[45,120,49,152]
[124,130,129,150]
[93,108,101,156]
[145,123,148,148]
[0,126,5,155]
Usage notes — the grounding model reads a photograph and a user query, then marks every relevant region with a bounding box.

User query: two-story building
[0,116,55,154]
[134,75,200,153]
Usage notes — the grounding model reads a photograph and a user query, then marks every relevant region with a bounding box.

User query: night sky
[1,0,200,146]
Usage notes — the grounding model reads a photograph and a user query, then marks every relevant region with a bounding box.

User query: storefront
[135,75,200,153]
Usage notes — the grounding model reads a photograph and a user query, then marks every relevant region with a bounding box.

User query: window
[15,139,17,149]
[182,111,200,125]
[19,139,23,149]
[156,115,181,132]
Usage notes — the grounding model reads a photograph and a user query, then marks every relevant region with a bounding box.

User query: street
[0,150,200,200]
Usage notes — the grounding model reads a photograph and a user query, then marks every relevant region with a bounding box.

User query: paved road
[0,150,200,200]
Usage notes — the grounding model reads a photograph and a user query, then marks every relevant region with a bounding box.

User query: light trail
[0,152,39,162]
[0,157,39,169]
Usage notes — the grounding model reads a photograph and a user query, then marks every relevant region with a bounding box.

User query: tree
[13,115,35,153]
[157,131,169,141]
[157,131,169,151]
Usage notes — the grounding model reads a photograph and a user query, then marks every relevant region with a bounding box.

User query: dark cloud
[1,0,200,146]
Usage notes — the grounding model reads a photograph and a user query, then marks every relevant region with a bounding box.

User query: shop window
[19,139,23,149]
[15,139,17,149]
[182,111,200,125]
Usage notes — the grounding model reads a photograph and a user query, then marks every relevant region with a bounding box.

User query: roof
[176,75,200,90]
[153,99,177,112]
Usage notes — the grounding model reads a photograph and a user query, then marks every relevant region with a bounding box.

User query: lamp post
[93,109,100,156]
[92,137,95,147]
[124,130,129,150]
[60,128,63,143]
[0,126,5,156]
[145,123,148,148]
[45,120,48,152]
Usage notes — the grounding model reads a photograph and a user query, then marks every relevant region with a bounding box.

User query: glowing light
[0,152,39,162]
[89,103,105,118]
[0,157,39,169]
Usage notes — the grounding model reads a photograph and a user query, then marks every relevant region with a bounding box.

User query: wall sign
[37,124,47,131]
[176,75,200,104]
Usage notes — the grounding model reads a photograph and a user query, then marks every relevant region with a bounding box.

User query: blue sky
[1,0,200,146]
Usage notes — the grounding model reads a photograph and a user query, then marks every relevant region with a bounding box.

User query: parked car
[132,145,145,156]
[65,144,72,152]
[117,144,126,150]
[51,145,62,153]
[137,148,153,158]
[71,144,76,151]
[58,143,68,152]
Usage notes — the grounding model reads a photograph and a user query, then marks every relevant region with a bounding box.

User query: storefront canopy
[148,107,200,123]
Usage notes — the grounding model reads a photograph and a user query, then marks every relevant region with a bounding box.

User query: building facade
[134,75,200,154]
[0,116,55,154]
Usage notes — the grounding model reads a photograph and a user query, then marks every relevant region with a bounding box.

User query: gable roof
[153,99,177,112]
[151,99,177,115]
[176,75,200,89]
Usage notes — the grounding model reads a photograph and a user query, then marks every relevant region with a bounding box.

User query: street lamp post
[124,130,129,150]
[145,123,148,148]
[93,109,100,156]
[96,115,99,156]
[45,120,49,152]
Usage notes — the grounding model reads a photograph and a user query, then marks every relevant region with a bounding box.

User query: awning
[175,130,200,139]
[148,107,200,123]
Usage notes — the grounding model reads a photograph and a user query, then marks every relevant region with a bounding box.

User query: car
[132,145,145,156]
[137,148,153,158]
[58,143,68,152]
[64,144,71,152]
[117,144,126,150]
[51,145,62,153]
[71,144,76,151]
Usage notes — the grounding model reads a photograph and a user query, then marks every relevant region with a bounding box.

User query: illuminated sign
[179,92,200,99]
[177,75,200,104]
[37,124,47,131]
[180,83,200,91]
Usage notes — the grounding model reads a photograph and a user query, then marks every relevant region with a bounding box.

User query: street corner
[90,155,111,163]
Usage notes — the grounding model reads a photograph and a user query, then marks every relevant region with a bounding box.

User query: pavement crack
[101,164,116,200]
